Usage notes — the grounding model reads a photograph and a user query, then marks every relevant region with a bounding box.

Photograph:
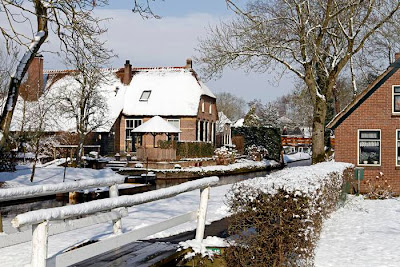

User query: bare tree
[197,0,400,163]
[57,43,110,167]
[216,92,246,121]
[0,0,160,150]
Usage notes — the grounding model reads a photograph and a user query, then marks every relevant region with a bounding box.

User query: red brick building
[9,56,218,155]
[327,54,400,194]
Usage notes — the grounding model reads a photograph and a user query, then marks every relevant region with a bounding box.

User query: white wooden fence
[0,176,125,236]
[7,176,219,267]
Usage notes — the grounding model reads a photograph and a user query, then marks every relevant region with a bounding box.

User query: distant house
[327,53,400,194]
[216,112,232,147]
[8,56,218,155]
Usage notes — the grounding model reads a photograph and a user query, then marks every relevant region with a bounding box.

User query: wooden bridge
[0,176,219,267]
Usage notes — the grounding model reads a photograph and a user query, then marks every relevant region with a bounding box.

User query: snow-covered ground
[121,159,279,173]
[283,152,311,163]
[1,163,399,266]
[0,165,124,188]
[315,195,400,267]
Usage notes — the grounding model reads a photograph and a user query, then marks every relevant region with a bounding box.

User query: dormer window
[140,90,151,101]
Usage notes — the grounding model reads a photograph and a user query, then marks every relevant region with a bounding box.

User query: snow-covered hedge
[225,162,353,266]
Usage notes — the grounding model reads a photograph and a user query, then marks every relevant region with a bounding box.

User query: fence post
[31,221,49,267]
[0,213,3,233]
[109,184,122,235]
[195,186,210,243]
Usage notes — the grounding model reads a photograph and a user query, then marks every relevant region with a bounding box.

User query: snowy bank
[315,195,400,267]
[0,166,124,188]
[283,152,311,163]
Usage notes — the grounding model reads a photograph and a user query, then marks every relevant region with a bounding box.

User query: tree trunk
[76,132,85,167]
[312,96,327,164]
[0,2,48,149]
[30,135,41,182]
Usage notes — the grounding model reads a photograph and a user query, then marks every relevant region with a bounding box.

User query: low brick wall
[136,147,176,161]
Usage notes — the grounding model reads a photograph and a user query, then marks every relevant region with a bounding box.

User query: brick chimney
[395,52,400,62]
[185,58,192,69]
[19,54,44,101]
[123,60,132,85]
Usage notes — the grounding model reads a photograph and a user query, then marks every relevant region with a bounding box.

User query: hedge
[232,126,281,161]
[158,140,214,158]
[224,162,353,266]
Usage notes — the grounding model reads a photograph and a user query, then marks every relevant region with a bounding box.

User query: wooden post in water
[31,221,49,267]
[195,186,210,243]
[109,184,122,235]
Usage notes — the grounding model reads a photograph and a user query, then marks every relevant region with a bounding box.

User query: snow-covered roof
[232,118,244,128]
[7,64,215,133]
[132,116,181,134]
[216,112,232,133]
[122,68,215,117]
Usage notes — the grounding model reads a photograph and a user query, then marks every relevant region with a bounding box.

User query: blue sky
[106,0,232,16]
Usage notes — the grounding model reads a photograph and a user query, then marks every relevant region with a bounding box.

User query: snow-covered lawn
[315,195,400,267]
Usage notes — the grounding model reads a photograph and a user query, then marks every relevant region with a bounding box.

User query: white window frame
[125,119,143,151]
[392,85,400,114]
[396,129,400,167]
[357,129,381,167]
[201,101,205,113]
[167,119,180,141]
[209,102,212,114]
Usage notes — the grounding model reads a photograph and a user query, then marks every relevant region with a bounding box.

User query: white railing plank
[0,176,125,202]
[49,210,198,267]
[0,210,127,248]
[12,177,219,228]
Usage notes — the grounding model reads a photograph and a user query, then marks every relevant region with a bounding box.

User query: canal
[0,159,311,234]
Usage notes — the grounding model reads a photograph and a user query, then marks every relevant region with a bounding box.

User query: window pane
[360,131,379,139]
[140,91,151,101]
[134,120,142,128]
[359,142,380,164]
[394,95,400,112]
[398,140,400,165]
[394,86,400,93]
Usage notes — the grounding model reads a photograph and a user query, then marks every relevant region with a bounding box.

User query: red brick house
[7,56,218,155]
[327,54,400,194]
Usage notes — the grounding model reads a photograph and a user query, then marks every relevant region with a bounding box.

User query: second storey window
[358,130,380,166]
[209,103,212,114]
[201,101,205,112]
[393,86,400,113]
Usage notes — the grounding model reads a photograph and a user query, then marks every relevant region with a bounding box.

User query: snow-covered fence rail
[0,176,125,202]
[11,176,219,267]
[0,176,125,246]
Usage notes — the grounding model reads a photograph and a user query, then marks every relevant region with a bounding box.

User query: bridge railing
[10,176,219,267]
[0,176,125,246]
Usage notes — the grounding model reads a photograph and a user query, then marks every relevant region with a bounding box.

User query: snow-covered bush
[215,147,235,165]
[364,171,393,199]
[224,162,353,266]
[246,144,268,161]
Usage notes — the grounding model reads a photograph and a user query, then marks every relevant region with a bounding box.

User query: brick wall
[335,69,400,194]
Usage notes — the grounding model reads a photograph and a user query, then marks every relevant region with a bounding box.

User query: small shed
[132,116,181,161]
